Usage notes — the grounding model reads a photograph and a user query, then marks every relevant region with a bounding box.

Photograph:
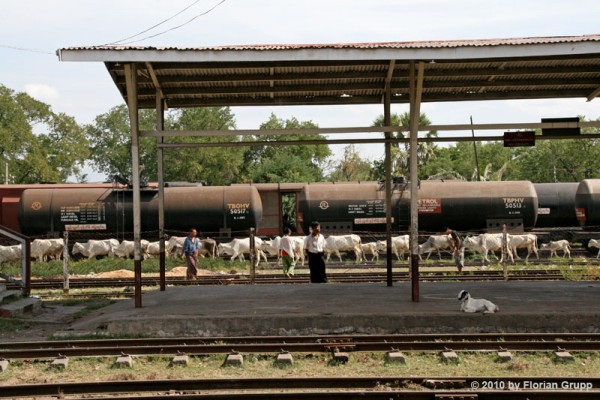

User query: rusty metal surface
[576,179,600,230]
[3,375,599,398]
[18,186,263,237]
[3,333,600,359]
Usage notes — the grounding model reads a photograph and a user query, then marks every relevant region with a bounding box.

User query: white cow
[198,238,217,259]
[507,234,539,262]
[0,244,22,265]
[31,238,65,262]
[284,236,306,266]
[324,234,362,263]
[540,240,571,258]
[462,233,513,264]
[260,236,283,264]
[168,237,218,259]
[361,242,379,262]
[217,237,268,263]
[166,236,186,258]
[260,236,305,266]
[113,240,150,259]
[376,235,409,261]
[588,239,600,258]
[419,234,452,260]
[72,239,119,259]
[146,241,161,258]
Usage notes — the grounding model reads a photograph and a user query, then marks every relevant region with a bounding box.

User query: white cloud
[24,83,60,104]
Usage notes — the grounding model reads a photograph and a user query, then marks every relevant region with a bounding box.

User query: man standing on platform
[280,227,296,278]
[304,221,328,283]
[183,228,200,280]
[445,227,464,273]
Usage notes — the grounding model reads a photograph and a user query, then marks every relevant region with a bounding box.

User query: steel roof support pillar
[125,63,143,308]
[409,61,424,302]
[156,95,166,291]
[383,61,394,287]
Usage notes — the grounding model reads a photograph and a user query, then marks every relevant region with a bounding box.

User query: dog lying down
[458,290,499,314]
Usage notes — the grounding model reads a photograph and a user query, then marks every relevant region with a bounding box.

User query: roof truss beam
[110,64,600,85]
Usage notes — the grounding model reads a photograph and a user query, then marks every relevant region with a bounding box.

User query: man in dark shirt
[445,227,464,273]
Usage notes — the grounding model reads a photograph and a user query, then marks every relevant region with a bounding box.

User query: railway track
[2,334,598,399]
[0,376,598,399]
[7,268,596,292]
[2,333,600,359]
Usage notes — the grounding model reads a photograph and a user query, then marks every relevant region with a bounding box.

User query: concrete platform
[66,281,600,337]
[0,297,42,317]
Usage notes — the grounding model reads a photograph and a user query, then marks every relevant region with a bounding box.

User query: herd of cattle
[1,233,600,267]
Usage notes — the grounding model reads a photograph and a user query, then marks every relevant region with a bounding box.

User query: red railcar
[0,184,121,233]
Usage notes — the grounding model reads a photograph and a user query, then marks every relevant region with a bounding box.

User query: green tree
[242,113,332,183]
[371,112,438,180]
[85,105,156,183]
[515,117,600,182]
[0,85,89,183]
[328,145,375,181]
[85,105,242,185]
[164,107,244,185]
[423,140,526,181]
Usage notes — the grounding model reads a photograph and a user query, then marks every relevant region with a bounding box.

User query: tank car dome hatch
[534,183,579,228]
[575,179,600,230]
[18,186,262,237]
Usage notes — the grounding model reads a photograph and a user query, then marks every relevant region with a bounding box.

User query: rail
[0,376,598,399]
[7,268,595,292]
[2,333,600,359]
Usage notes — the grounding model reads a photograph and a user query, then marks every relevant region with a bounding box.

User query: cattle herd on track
[1,233,599,267]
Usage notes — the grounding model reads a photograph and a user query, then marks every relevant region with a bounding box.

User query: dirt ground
[0,301,90,342]
[0,267,220,342]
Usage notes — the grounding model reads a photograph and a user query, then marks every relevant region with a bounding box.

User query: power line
[105,0,204,45]
[0,44,53,55]
[104,0,227,46]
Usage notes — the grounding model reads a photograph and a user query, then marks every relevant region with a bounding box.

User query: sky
[2,0,600,182]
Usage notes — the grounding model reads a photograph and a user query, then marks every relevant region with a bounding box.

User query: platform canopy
[58,34,600,110]
[58,34,600,306]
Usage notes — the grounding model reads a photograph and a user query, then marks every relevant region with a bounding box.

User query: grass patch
[0,256,251,279]
[0,317,31,334]
[557,264,587,281]
[1,352,598,386]
[38,297,117,321]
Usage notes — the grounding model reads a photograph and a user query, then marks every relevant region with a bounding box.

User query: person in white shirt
[279,227,296,278]
[303,221,327,283]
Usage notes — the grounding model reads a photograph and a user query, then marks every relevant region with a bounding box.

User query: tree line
[2,84,600,185]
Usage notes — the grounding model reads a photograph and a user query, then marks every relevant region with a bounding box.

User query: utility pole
[470,116,481,181]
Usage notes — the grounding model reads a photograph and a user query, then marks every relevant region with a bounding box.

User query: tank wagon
[3,179,600,239]
[534,182,579,228]
[576,179,600,230]
[18,186,262,237]
[0,183,130,234]
[298,180,538,234]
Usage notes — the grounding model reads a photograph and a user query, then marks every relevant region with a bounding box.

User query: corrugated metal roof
[58,34,600,109]
[63,34,600,51]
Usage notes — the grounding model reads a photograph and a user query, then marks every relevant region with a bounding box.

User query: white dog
[458,290,499,314]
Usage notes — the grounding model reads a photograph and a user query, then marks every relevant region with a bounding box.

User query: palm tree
[372,112,438,177]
